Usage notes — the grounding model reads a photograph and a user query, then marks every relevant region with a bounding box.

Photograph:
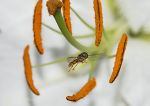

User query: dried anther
[66,78,96,102]
[23,45,40,95]
[62,0,72,33]
[33,0,44,54]
[109,33,128,83]
[94,0,103,47]
[46,0,63,15]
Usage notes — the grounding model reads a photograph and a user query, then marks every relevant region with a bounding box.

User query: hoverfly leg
[68,63,77,71]
[68,67,72,72]
[72,63,78,71]
[82,60,87,63]
[68,64,74,72]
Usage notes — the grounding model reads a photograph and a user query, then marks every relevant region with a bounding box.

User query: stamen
[33,0,44,54]
[46,0,63,15]
[109,33,128,83]
[23,45,40,95]
[93,0,103,47]
[66,78,96,102]
[62,0,72,33]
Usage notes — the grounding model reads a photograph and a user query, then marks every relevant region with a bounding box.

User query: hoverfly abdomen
[68,59,78,67]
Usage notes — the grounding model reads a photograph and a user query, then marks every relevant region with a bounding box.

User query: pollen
[66,78,96,102]
[93,0,103,47]
[62,0,72,33]
[109,33,128,83]
[33,0,44,54]
[23,45,40,95]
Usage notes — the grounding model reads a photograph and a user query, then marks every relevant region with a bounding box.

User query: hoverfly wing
[88,54,100,58]
[67,56,77,63]
[88,53,105,60]
[88,52,104,56]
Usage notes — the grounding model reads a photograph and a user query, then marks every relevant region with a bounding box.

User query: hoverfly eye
[83,53,88,58]
[82,53,86,57]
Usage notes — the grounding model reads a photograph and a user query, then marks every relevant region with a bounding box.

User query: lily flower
[23,0,128,102]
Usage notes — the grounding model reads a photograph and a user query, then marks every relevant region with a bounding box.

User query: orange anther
[62,0,72,33]
[66,78,96,102]
[23,45,40,95]
[33,0,44,54]
[93,0,103,47]
[109,33,128,83]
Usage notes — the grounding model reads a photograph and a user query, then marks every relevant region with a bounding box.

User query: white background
[0,0,150,106]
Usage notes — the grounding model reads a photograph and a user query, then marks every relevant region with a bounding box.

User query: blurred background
[0,0,150,106]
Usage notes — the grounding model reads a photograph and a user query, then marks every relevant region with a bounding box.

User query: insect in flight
[67,52,89,71]
[67,52,103,71]
[67,51,115,71]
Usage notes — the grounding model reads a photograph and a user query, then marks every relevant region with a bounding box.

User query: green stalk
[89,61,97,79]
[71,7,95,31]
[75,33,94,39]
[42,23,94,39]
[106,0,122,20]
[32,57,66,68]
[42,22,62,35]
[103,28,109,40]
[54,9,93,52]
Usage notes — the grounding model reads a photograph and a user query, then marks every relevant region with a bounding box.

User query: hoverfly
[67,52,89,71]
[67,52,115,71]
[67,52,104,71]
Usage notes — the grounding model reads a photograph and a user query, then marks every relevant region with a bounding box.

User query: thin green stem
[42,22,62,35]
[103,28,109,40]
[89,60,97,79]
[54,9,93,52]
[106,0,123,20]
[106,54,116,58]
[71,7,95,31]
[42,23,94,39]
[75,33,94,39]
[32,57,66,68]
